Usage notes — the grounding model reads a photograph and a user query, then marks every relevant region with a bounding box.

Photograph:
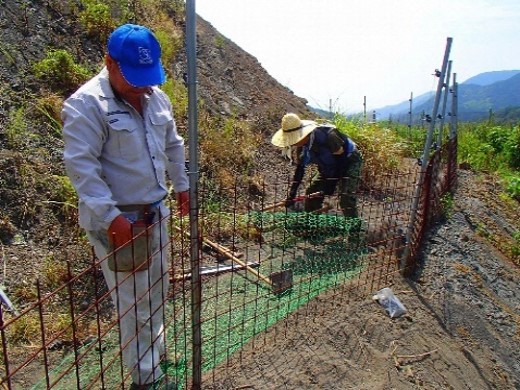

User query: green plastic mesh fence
[249,211,364,244]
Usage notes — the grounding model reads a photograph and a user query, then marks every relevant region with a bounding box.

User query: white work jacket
[62,68,189,231]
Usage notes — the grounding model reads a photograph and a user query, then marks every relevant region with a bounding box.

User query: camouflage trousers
[304,150,363,218]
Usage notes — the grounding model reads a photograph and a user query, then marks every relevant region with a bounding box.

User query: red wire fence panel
[0,139,457,389]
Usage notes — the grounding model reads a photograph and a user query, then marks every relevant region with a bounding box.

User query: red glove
[176,191,190,217]
[107,215,133,249]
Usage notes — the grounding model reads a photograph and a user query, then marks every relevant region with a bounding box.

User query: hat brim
[118,60,166,87]
[271,120,318,147]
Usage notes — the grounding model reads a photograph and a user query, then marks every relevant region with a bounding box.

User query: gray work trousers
[87,212,169,386]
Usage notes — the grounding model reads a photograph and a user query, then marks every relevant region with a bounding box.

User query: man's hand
[107,215,133,249]
[176,190,190,217]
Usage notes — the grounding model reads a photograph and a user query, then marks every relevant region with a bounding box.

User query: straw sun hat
[271,113,318,148]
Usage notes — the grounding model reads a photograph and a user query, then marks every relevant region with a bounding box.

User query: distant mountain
[462,70,520,86]
[374,92,434,122]
[374,70,520,123]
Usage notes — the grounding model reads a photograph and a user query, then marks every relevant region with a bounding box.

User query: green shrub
[215,34,225,48]
[440,193,454,219]
[33,49,91,93]
[33,93,64,138]
[162,78,188,119]
[512,231,520,258]
[79,0,116,42]
[505,126,520,169]
[153,24,183,67]
[458,123,520,172]
[199,114,262,189]
[5,106,31,149]
[334,116,408,178]
[506,176,520,201]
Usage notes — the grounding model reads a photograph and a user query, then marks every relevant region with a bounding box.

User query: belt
[117,199,163,212]
[117,200,162,224]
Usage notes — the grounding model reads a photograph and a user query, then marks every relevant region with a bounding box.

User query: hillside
[194,17,311,120]
[0,0,313,245]
[463,69,520,86]
[0,2,519,389]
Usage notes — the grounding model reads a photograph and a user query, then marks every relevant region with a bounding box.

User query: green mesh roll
[283,241,366,275]
[249,211,363,245]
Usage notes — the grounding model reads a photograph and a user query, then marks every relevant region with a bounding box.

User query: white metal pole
[408,92,413,139]
[363,96,367,122]
[437,60,452,147]
[449,73,458,139]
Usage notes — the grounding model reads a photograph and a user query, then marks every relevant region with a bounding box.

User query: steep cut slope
[191,17,311,120]
[0,0,311,243]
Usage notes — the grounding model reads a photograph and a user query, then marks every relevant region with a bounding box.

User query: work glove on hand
[107,214,133,249]
[176,190,190,217]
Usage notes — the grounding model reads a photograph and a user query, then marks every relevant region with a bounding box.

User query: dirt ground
[204,169,520,390]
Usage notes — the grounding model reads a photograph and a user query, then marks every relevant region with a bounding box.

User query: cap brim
[118,61,166,87]
[271,121,317,147]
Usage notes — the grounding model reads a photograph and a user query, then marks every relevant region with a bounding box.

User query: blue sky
[196,0,520,114]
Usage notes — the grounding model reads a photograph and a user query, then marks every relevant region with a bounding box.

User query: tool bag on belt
[108,205,156,272]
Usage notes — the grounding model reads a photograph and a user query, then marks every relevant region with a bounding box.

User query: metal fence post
[185,0,202,388]
[449,73,458,140]
[401,37,453,273]
[448,73,459,190]
[408,92,413,139]
[437,60,452,147]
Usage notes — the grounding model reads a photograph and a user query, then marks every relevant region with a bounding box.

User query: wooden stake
[202,237,273,286]
[173,226,273,287]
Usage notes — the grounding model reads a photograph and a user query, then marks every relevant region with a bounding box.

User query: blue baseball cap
[107,24,166,87]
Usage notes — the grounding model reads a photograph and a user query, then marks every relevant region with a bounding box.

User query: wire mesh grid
[0,141,456,389]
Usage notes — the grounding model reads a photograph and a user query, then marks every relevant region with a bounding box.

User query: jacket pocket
[105,119,142,161]
[147,110,172,150]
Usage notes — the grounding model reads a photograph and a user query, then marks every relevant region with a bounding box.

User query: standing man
[62,24,188,390]
[271,113,362,218]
